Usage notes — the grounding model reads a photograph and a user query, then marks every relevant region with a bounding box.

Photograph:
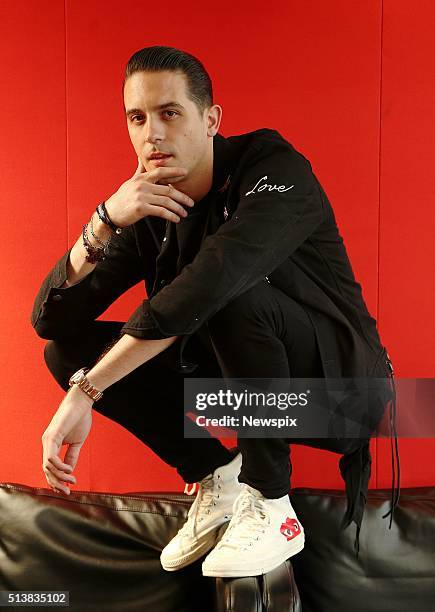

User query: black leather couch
[1,483,434,611]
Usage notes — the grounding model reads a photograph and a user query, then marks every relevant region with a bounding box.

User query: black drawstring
[381,359,401,528]
[338,440,371,558]
[339,353,400,558]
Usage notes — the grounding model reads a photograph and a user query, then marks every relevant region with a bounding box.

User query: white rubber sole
[161,530,223,572]
[201,535,305,577]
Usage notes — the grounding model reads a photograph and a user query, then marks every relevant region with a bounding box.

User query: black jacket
[30,127,398,555]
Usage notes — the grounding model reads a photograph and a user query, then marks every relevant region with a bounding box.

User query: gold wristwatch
[68,367,103,401]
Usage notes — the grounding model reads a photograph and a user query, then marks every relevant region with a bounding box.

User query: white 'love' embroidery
[245,175,294,196]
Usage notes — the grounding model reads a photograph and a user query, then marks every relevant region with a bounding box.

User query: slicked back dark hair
[123,45,213,117]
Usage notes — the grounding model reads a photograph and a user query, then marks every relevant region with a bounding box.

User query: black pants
[43,279,324,498]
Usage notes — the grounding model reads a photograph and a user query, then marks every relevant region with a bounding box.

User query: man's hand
[103,157,195,229]
[41,386,93,495]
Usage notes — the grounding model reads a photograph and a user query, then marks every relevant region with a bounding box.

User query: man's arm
[79,332,179,394]
[30,216,161,340]
[31,207,182,387]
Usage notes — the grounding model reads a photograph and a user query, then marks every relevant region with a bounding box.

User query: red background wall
[1,0,434,494]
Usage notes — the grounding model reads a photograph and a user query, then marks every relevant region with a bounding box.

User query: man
[32,45,398,578]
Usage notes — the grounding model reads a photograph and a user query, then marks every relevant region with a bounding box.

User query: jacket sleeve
[30,223,153,340]
[119,131,325,340]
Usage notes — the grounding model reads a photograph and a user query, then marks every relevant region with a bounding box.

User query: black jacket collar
[211,132,234,193]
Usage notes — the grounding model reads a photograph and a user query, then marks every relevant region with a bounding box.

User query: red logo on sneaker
[280,517,300,541]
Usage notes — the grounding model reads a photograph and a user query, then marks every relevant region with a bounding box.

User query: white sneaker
[160,452,243,571]
[201,483,305,577]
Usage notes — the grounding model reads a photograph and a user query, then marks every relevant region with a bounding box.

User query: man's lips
[148,153,172,159]
[149,155,173,167]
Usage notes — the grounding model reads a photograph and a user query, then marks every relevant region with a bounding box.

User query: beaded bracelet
[82,222,110,263]
[96,201,123,234]
[89,213,111,248]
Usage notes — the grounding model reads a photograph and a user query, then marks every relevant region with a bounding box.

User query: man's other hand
[41,386,93,495]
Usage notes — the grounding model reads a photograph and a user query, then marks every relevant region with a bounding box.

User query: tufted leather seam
[0,484,193,516]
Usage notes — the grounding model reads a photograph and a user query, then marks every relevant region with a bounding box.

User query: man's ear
[207,104,223,137]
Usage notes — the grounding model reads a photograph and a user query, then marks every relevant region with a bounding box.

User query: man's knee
[44,340,57,373]
[43,321,126,391]
[208,281,268,334]
[43,340,75,391]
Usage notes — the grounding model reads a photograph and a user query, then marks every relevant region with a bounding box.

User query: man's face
[123,70,215,186]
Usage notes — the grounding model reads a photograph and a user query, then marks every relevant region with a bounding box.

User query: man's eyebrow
[125,102,185,116]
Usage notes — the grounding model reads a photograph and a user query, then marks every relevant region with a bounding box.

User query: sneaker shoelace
[215,486,269,551]
[180,474,222,538]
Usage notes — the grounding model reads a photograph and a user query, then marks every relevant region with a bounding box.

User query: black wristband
[96,201,123,234]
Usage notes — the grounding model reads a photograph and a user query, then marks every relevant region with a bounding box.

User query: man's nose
[144,117,164,144]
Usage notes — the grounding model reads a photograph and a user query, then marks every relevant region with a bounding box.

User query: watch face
[69,368,86,385]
